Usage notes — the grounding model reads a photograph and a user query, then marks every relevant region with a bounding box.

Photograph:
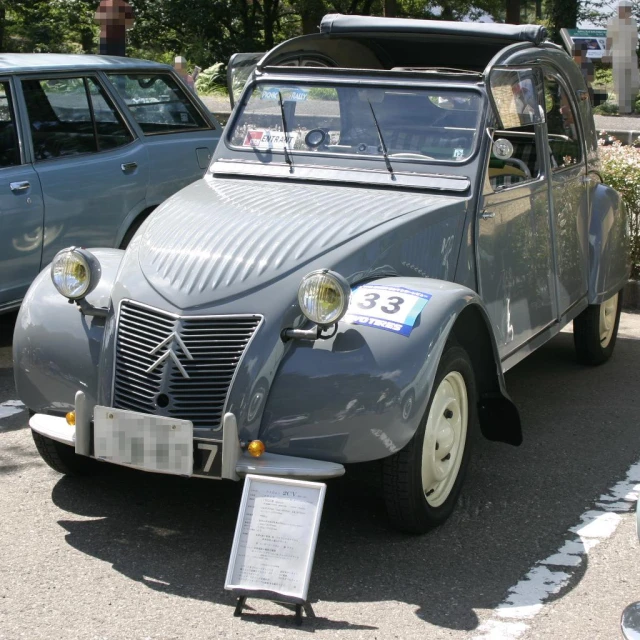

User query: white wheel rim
[421,371,468,508]
[599,293,618,349]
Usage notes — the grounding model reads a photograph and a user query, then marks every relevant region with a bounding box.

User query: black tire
[382,344,477,534]
[32,430,97,476]
[573,289,623,366]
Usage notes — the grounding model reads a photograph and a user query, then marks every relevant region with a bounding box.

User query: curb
[599,130,640,145]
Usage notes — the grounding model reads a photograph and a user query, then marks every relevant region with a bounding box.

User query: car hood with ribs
[136,175,462,309]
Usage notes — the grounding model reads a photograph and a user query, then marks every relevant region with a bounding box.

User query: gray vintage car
[14,16,629,534]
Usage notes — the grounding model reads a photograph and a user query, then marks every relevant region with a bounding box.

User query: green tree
[1,0,97,53]
[548,0,579,41]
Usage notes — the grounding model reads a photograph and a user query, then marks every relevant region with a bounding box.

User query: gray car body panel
[13,22,629,470]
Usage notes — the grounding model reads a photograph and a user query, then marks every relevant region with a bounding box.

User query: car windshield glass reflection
[228,83,483,165]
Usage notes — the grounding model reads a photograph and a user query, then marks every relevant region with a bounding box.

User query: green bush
[600,139,640,278]
[195,63,228,96]
[594,66,613,87]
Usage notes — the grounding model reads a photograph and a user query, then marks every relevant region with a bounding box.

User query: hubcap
[421,371,468,508]
[599,293,618,349]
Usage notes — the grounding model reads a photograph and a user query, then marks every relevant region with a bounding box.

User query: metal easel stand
[232,590,311,625]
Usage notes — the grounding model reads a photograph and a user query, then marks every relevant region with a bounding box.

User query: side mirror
[621,602,640,639]
[487,66,545,130]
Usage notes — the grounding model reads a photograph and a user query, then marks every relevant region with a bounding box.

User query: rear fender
[13,249,124,413]
[259,277,521,465]
[589,182,630,303]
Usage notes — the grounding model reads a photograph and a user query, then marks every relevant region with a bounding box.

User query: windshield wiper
[277,91,294,172]
[366,99,394,176]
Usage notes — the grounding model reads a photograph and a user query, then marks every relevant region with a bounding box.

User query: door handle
[10,181,30,194]
[121,162,138,172]
[481,212,495,220]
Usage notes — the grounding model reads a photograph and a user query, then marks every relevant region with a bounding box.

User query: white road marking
[473,460,640,639]
[0,400,25,420]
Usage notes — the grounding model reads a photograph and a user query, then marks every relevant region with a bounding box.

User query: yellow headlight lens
[298,270,350,326]
[51,249,91,299]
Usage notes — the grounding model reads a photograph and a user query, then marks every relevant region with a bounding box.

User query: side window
[543,71,582,170]
[86,78,134,151]
[0,82,20,168]
[22,76,133,161]
[106,73,210,135]
[485,126,541,192]
[22,77,97,160]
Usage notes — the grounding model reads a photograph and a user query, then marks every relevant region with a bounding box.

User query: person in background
[604,0,640,114]
[94,0,134,57]
[572,40,595,103]
[173,56,199,93]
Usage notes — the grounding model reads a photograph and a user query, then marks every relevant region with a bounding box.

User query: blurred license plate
[93,406,193,476]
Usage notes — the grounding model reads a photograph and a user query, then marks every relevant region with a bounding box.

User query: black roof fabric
[319,14,547,46]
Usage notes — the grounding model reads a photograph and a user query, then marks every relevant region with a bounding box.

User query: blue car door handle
[10,181,30,194]
[121,162,138,173]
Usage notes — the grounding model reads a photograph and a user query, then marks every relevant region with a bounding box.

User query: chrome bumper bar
[29,394,345,481]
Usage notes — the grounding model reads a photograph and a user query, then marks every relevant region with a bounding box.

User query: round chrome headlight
[50,248,100,300]
[298,270,351,326]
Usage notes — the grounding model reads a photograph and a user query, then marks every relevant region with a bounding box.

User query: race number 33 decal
[343,284,432,336]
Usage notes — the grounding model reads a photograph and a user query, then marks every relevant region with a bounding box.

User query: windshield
[228,82,483,166]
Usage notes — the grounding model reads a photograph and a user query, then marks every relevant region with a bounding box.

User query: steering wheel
[137,77,157,89]
[499,157,532,180]
[389,152,435,160]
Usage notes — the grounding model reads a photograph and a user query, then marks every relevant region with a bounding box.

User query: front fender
[589,182,630,304]
[13,249,124,413]
[259,277,512,464]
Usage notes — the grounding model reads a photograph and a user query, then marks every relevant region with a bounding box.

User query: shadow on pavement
[0,311,17,349]
[47,331,640,631]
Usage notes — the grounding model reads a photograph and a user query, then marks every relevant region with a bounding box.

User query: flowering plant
[599,136,640,278]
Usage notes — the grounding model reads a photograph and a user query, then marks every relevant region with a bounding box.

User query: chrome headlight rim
[297,269,351,327]
[50,247,100,300]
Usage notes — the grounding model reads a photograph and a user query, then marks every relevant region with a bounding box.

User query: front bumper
[29,395,345,481]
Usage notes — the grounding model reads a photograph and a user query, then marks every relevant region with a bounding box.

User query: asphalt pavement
[1,311,640,640]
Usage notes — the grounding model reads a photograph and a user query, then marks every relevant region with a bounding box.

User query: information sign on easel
[225,474,326,624]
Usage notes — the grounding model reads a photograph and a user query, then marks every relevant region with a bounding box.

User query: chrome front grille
[113,301,261,430]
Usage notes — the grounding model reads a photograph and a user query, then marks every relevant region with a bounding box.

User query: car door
[478,68,556,362]
[0,78,44,308]
[19,74,149,264]
[104,71,219,206]
[542,64,589,315]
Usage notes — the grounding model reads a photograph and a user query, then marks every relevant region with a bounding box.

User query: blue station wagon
[0,54,220,314]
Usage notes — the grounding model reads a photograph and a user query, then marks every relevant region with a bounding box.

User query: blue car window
[106,73,210,135]
[22,77,97,160]
[0,82,20,168]
[86,78,134,151]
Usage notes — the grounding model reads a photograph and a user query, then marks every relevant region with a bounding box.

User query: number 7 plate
[344,284,432,337]
[193,438,223,479]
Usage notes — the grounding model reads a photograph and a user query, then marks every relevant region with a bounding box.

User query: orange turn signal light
[66,411,76,426]
[247,440,265,458]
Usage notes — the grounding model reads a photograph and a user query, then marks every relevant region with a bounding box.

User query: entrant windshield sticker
[343,284,432,336]
[260,87,308,101]
[242,129,298,150]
